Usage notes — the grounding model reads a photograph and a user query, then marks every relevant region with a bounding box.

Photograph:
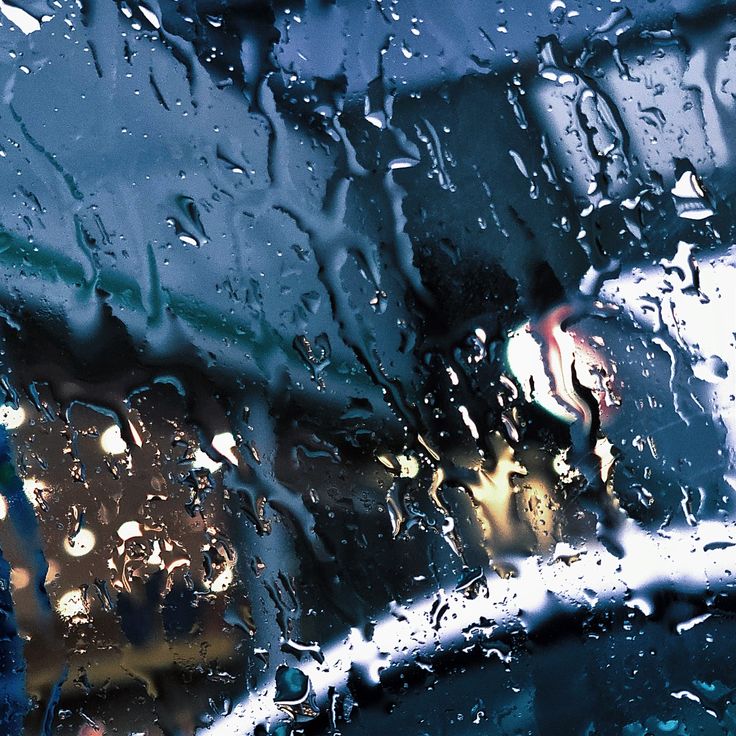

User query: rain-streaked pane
[0,1,732,735]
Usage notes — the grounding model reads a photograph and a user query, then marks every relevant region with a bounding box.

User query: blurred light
[209,565,234,593]
[0,404,25,430]
[192,448,222,473]
[506,322,576,423]
[100,425,128,455]
[117,520,143,541]
[0,1,41,34]
[11,567,29,590]
[207,520,736,735]
[78,724,106,736]
[56,589,89,621]
[506,318,615,427]
[212,432,238,465]
[64,528,96,557]
[600,245,736,469]
[458,405,480,439]
[22,477,45,506]
[396,454,419,478]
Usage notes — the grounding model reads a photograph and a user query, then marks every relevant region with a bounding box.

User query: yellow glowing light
[117,520,143,541]
[209,565,234,593]
[397,454,420,478]
[378,453,419,479]
[64,528,96,557]
[22,478,45,506]
[594,435,617,486]
[465,433,528,553]
[56,589,89,621]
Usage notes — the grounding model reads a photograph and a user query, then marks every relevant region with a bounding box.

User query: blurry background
[0,0,732,734]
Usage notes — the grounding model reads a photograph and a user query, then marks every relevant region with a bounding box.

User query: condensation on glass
[0,0,732,734]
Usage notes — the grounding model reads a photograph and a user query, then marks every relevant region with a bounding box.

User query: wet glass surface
[0,0,733,734]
